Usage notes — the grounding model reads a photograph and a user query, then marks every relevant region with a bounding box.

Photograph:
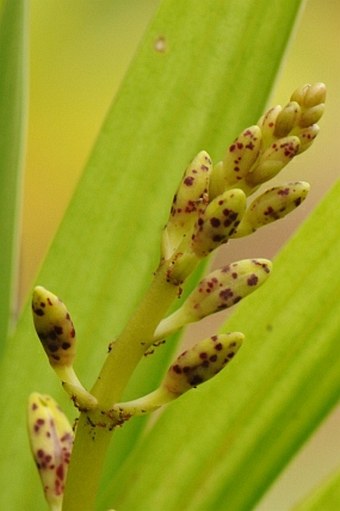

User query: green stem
[62,261,180,511]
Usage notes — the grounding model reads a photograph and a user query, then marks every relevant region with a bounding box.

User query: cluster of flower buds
[162,83,326,283]
[112,83,325,418]
[29,85,325,500]
[32,286,97,410]
[27,393,74,511]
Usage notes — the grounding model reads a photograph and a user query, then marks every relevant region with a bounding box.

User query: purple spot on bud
[184,176,194,186]
[247,274,258,286]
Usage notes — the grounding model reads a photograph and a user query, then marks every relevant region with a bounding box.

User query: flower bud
[246,136,300,186]
[27,393,73,510]
[209,126,262,198]
[291,82,326,108]
[162,151,212,258]
[154,258,272,339]
[257,105,282,148]
[112,333,243,419]
[191,188,246,257]
[32,286,76,368]
[299,104,325,128]
[233,182,310,237]
[163,332,243,395]
[297,124,320,153]
[274,101,301,138]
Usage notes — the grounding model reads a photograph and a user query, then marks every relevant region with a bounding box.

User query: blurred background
[22,1,339,509]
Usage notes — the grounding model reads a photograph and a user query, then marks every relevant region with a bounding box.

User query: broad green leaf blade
[0,0,302,509]
[0,0,27,350]
[103,181,340,511]
[294,467,340,511]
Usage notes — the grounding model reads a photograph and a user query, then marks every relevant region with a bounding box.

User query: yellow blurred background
[22,1,339,509]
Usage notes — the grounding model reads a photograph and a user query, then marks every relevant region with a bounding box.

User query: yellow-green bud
[32,286,76,368]
[185,258,271,319]
[209,126,262,198]
[297,124,320,153]
[290,82,326,108]
[191,188,246,257]
[299,103,325,128]
[163,332,243,395]
[257,105,282,148]
[246,136,300,186]
[233,182,310,237]
[154,258,272,339]
[27,393,73,510]
[274,101,301,138]
[162,151,212,258]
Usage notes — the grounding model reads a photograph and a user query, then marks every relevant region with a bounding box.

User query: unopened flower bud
[32,286,76,369]
[32,287,97,410]
[257,105,282,148]
[299,104,325,128]
[274,101,301,138]
[113,332,243,419]
[297,124,320,153]
[233,182,310,237]
[209,126,262,198]
[291,82,326,108]
[246,136,300,186]
[27,393,73,510]
[163,332,243,395]
[191,188,246,257]
[154,258,272,339]
[162,151,212,258]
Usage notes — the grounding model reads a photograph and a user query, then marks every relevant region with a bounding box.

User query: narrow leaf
[0,0,28,349]
[294,467,340,511]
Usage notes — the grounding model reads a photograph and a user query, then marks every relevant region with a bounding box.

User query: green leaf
[294,467,340,511]
[0,0,27,349]
[0,0,303,509]
[104,181,340,511]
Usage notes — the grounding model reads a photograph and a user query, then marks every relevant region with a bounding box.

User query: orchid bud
[154,258,272,339]
[274,101,301,138]
[32,286,76,369]
[32,287,97,410]
[209,126,262,198]
[113,332,243,419]
[162,151,212,258]
[191,188,246,257]
[27,393,73,510]
[246,136,300,186]
[233,182,310,237]
[163,332,243,395]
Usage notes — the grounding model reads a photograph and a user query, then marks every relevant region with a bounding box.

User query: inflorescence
[28,83,326,510]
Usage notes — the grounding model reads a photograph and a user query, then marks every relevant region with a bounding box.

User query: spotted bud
[27,393,73,511]
[163,332,243,395]
[246,136,300,186]
[233,182,310,237]
[162,151,212,258]
[113,332,243,419]
[297,124,320,153]
[209,126,262,198]
[154,258,272,339]
[191,188,246,258]
[32,286,76,368]
[257,105,282,148]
